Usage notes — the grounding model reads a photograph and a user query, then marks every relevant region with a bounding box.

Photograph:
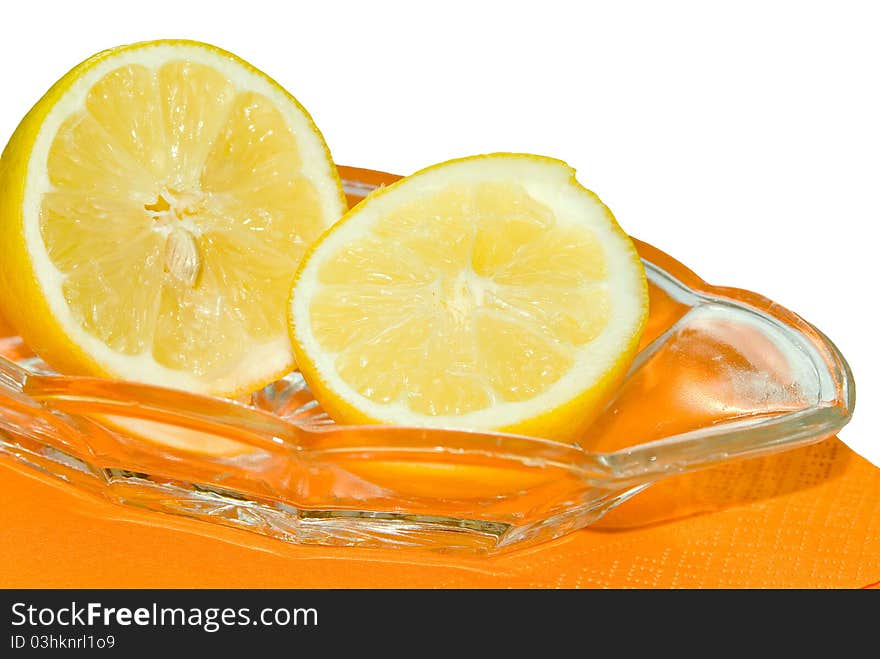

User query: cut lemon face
[289,154,649,441]
[0,40,346,396]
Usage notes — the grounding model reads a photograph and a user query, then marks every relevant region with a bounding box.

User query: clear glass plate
[0,165,855,554]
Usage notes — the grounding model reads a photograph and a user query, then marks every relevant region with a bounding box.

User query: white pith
[291,157,647,430]
[21,42,345,393]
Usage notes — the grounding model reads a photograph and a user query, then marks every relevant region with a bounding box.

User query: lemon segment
[289,154,648,441]
[0,40,346,396]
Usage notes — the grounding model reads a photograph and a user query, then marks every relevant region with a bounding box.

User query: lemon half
[289,154,648,441]
[0,40,346,396]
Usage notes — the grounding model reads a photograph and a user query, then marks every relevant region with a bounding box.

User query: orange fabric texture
[2,436,877,588]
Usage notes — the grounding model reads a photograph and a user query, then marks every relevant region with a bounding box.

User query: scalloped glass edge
[0,165,855,555]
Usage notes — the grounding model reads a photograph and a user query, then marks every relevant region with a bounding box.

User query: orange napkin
[1,435,877,588]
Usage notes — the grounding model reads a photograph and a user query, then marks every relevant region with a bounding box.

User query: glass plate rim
[0,164,856,493]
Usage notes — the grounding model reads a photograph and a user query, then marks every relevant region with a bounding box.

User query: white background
[1,0,877,466]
